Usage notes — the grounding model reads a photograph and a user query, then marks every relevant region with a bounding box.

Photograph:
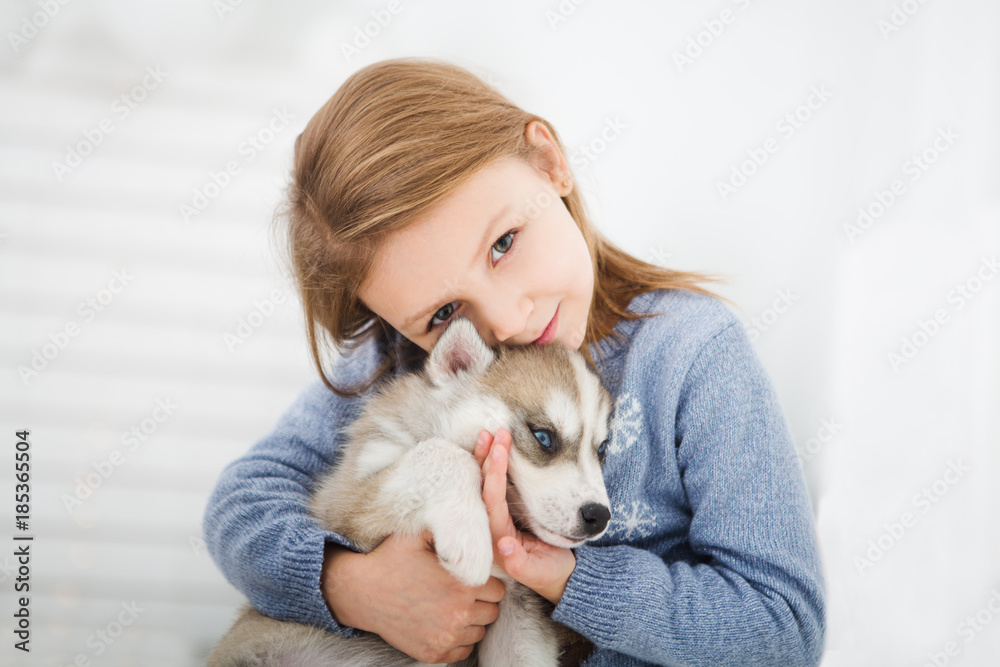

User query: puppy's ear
[426,316,494,387]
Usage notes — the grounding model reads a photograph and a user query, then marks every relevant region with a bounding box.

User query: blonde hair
[274,57,732,398]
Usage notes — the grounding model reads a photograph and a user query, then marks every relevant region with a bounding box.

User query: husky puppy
[208,316,614,667]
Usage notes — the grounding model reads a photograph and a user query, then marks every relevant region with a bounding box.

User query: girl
[203,57,826,666]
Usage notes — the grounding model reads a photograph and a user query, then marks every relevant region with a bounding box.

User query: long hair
[273,57,732,398]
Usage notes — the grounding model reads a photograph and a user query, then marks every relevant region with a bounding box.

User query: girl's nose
[482,291,533,345]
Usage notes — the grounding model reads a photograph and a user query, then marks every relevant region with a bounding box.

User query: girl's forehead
[371,158,544,271]
[357,166,509,316]
[359,156,557,330]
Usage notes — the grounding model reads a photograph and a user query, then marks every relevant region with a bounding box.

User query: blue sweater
[203,288,826,666]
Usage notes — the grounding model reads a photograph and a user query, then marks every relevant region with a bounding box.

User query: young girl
[203,57,826,666]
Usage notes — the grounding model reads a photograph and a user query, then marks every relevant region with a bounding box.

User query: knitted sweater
[202,288,827,666]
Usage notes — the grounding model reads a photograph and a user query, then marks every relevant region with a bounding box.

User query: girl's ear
[426,316,494,387]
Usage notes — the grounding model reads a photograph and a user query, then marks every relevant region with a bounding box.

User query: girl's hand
[322,534,505,664]
[473,428,577,605]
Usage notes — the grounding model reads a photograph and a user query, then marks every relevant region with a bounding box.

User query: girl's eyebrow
[400,202,512,331]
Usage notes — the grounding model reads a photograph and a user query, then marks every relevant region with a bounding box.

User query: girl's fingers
[481,431,509,514]
[473,430,491,467]
[496,537,529,578]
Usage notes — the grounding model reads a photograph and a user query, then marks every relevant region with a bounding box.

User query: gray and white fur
[207,316,614,667]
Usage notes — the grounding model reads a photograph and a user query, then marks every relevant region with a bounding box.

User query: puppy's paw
[431,509,493,587]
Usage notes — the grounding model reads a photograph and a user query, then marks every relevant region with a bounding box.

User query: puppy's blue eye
[532,429,552,448]
[598,439,608,458]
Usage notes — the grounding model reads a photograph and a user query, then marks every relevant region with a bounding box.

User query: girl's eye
[490,230,516,263]
[426,229,519,332]
[428,303,455,330]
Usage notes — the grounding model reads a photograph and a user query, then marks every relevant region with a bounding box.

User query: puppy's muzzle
[578,503,611,537]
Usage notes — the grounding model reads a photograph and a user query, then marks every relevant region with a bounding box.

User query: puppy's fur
[208,316,614,666]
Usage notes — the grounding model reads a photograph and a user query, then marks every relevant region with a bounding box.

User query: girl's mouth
[532,306,559,346]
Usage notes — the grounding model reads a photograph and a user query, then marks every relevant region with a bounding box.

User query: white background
[1,1,998,665]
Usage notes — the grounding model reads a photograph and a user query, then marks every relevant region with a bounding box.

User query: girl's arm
[202,344,504,663]
[201,371,369,635]
[551,322,827,667]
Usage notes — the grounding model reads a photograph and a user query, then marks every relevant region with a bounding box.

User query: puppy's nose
[579,503,611,536]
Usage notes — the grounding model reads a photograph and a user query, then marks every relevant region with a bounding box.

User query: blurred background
[1,0,997,665]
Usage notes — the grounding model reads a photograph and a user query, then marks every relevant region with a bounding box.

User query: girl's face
[358,154,594,354]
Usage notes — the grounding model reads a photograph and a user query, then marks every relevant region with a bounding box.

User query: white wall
[0,1,997,665]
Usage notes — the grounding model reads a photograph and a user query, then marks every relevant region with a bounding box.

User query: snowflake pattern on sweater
[608,390,642,456]
[603,391,659,541]
[608,499,659,541]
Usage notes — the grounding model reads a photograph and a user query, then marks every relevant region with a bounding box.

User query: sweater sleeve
[551,322,827,666]
[202,354,375,637]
